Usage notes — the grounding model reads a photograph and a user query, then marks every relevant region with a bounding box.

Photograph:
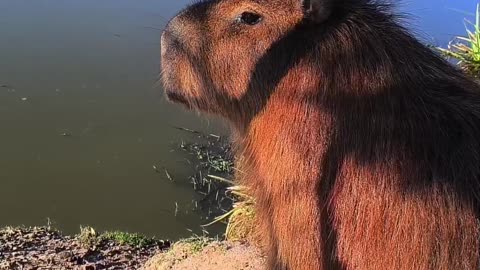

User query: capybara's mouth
[165,90,192,109]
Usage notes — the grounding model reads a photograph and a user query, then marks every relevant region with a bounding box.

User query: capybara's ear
[301,0,335,23]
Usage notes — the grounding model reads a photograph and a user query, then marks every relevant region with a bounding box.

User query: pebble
[83,264,96,270]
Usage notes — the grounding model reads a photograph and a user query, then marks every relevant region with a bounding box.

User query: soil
[0,227,170,270]
[0,227,265,270]
[143,241,265,270]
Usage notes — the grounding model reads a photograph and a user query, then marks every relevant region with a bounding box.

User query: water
[0,0,477,239]
[397,0,476,48]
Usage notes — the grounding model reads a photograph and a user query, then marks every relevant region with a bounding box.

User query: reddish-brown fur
[161,0,480,269]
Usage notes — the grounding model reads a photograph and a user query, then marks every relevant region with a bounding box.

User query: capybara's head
[161,0,339,122]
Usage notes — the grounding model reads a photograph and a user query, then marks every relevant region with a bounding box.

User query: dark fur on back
[161,0,480,269]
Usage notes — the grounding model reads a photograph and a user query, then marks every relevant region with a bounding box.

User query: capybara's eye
[236,12,262,26]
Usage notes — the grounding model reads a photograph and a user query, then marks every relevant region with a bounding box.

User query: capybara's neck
[236,96,334,196]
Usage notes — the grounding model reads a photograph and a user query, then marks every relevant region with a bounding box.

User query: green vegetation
[438,4,480,77]
[77,225,100,247]
[102,231,163,248]
[78,226,168,249]
[180,140,234,174]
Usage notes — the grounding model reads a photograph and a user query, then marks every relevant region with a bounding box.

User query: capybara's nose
[161,21,177,57]
[161,15,184,57]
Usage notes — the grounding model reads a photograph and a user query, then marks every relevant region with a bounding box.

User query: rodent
[161,0,480,269]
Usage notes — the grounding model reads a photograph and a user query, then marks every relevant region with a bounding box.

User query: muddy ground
[0,227,264,270]
[0,226,169,270]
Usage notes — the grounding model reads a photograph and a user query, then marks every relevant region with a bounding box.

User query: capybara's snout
[160,15,191,107]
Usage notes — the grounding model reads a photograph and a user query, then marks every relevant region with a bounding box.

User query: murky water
[0,0,476,239]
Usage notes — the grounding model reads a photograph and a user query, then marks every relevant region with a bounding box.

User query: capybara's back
[161,0,480,269]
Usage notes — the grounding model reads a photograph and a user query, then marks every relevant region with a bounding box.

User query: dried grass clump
[205,175,256,242]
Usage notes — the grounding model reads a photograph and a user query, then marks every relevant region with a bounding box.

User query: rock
[82,264,96,270]
[58,251,74,260]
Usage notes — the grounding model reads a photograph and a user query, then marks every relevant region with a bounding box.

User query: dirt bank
[143,239,265,270]
[0,227,264,270]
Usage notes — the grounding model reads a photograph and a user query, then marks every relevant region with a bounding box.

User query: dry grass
[204,175,256,242]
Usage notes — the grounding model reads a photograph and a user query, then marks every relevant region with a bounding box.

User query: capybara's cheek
[176,57,206,99]
[208,41,258,100]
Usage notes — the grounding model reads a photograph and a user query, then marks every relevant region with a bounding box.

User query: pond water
[0,0,477,239]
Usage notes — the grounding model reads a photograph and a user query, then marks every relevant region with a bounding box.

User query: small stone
[83,264,96,270]
[58,251,73,259]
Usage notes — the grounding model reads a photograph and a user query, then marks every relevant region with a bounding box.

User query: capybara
[160,0,480,269]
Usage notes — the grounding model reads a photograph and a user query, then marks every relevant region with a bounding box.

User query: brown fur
[161,0,480,269]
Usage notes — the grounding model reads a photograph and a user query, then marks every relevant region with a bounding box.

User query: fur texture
[161,0,480,269]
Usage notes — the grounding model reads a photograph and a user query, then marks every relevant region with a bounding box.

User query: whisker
[144,26,164,31]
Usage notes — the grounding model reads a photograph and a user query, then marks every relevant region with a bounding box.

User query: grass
[102,231,162,247]
[438,4,480,77]
[78,226,168,249]
[204,175,256,242]
[179,137,234,175]
[77,226,100,247]
[1,224,169,250]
